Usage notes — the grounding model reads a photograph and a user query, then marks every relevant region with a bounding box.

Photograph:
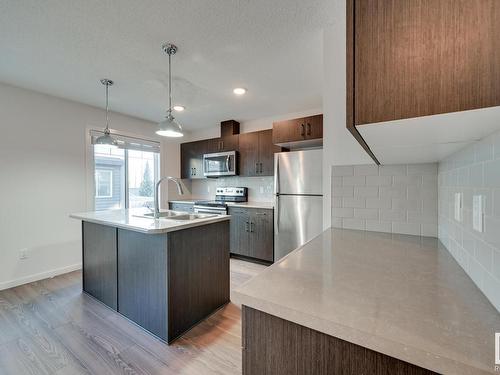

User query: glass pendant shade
[95,129,119,148]
[156,113,183,137]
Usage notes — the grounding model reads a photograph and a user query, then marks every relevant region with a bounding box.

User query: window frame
[95,168,114,198]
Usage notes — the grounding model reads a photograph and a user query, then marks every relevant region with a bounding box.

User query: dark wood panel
[272,118,305,144]
[229,207,251,257]
[354,0,500,125]
[304,115,323,140]
[345,0,382,165]
[242,306,438,375]
[220,134,239,152]
[167,221,230,342]
[258,129,281,176]
[221,120,240,137]
[249,209,274,262]
[117,229,168,341]
[238,131,260,177]
[180,140,207,179]
[82,222,117,310]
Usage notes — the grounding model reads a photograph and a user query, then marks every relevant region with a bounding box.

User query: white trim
[0,263,82,291]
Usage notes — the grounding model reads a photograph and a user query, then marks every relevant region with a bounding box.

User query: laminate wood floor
[0,259,266,375]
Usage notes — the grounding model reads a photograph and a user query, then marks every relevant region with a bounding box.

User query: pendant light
[95,79,118,148]
[156,43,183,137]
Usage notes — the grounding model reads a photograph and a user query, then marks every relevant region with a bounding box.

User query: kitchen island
[233,228,500,375]
[71,208,230,343]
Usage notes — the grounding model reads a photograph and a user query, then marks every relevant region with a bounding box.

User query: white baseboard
[0,263,82,291]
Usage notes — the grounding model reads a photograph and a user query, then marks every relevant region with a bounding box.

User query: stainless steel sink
[171,214,216,221]
[134,210,182,219]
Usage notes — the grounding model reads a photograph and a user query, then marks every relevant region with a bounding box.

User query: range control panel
[215,187,248,201]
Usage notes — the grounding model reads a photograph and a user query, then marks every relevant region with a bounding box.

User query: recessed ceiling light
[233,87,247,95]
[173,105,185,112]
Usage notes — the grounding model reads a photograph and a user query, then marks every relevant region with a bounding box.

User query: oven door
[203,151,236,177]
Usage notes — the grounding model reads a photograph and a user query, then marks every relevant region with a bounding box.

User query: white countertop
[70,208,229,234]
[233,228,500,375]
[169,200,274,209]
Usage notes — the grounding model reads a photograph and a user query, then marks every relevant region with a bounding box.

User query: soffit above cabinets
[357,106,500,164]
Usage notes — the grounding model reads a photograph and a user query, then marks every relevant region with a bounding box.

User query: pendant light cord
[168,52,172,115]
[105,82,110,132]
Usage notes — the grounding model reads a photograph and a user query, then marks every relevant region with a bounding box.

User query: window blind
[90,130,160,153]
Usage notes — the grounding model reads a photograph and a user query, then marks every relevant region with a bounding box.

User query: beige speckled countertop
[70,208,229,234]
[233,228,500,375]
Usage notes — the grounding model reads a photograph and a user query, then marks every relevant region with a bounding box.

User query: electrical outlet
[472,195,484,232]
[19,248,28,260]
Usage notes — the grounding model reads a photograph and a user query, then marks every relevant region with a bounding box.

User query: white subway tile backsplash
[332,217,343,228]
[379,186,407,198]
[354,208,379,220]
[366,175,392,186]
[354,164,378,176]
[392,198,422,211]
[343,197,365,208]
[393,175,423,187]
[343,176,366,186]
[366,197,391,209]
[407,163,437,175]
[380,165,407,176]
[333,207,354,218]
[421,223,438,237]
[379,209,407,222]
[332,166,354,176]
[354,186,379,198]
[342,218,365,231]
[332,176,343,187]
[332,197,343,208]
[333,186,354,197]
[439,128,500,312]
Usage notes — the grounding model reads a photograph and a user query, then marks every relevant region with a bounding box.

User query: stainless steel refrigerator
[274,149,323,261]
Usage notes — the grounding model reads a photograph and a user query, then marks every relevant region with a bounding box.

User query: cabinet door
[258,130,281,176]
[181,140,207,179]
[82,222,117,310]
[304,115,323,140]
[272,118,306,144]
[238,132,260,177]
[249,209,274,262]
[229,208,250,256]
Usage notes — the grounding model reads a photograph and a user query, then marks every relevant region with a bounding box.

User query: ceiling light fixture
[173,105,185,112]
[233,87,247,95]
[95,79,118,148]
[156,43,184,138]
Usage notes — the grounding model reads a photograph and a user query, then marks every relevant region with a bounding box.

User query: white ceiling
[0,0,334,130]
[358,106,500,164]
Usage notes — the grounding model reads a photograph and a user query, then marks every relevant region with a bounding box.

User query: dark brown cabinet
[180,140,207,179]
[272,115,323,146]
[207,135,239,153]
[348,0,500,126]
[228,207,273,263]
[239,129,281,177]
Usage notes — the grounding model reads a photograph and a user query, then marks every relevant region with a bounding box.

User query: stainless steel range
[194,187,248,215]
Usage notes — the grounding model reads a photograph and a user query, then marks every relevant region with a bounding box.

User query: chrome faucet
[154,176,184,218]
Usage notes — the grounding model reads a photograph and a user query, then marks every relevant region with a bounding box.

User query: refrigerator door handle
[274,154,280,194]
[275,195,280,234]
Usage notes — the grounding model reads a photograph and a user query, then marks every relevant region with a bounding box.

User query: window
[95,169,113,198]
[91,131,160,211]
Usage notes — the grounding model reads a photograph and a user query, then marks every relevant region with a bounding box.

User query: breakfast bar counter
[233,228,500,375]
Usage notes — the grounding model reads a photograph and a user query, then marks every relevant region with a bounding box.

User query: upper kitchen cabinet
[349,0,500,126]
[206,135,239,153]
[180,140,207,179]
[239,129,281,177]
[272,114,323,148]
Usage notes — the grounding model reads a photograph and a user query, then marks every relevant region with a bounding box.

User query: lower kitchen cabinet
[228,207,273,263]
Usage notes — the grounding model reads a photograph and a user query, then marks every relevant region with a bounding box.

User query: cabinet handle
[250,222,254,232]
[245,221,249,232]
[301,123,305,137]
[307,123,311,136]
[255,163,259,173]
[260,163,263,173]
[221,140,224,150]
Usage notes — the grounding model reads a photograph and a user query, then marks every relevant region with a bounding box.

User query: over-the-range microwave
[203,151,237,177]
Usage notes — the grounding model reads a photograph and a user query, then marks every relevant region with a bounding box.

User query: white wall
[438,129,500,312]
[0,82,181,289]
[322,3,374,229]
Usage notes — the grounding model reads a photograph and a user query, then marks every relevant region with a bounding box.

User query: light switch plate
[472,195,484,232]
[454,192,463,222]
